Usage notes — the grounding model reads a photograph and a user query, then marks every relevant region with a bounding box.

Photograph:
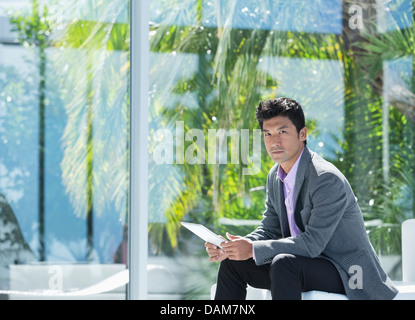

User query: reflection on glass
[148,0,415,299]
[257,56,344,158]
[202,0,342,33]
[377,0,413,32]
[1,0,414,300]
[0,0,129,299]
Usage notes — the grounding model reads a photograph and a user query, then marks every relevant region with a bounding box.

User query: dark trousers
[215,254,345,300]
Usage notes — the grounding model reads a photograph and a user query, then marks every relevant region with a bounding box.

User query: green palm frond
[51,0,130,220]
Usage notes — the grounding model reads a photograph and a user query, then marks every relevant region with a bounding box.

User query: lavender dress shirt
[276,148,304,238]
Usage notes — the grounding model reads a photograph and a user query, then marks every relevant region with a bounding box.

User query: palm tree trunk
[342,0,385,186]
[38,46,46,261]
[86,58,94,260]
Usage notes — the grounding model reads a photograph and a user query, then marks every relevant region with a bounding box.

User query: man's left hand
[221,233,253,260]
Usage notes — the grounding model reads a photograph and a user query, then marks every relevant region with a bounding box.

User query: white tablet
[181,222,224,248]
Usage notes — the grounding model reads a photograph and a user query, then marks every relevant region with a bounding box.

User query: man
[205,97,398,300]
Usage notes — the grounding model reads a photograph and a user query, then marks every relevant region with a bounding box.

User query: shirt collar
[276,148,305,184]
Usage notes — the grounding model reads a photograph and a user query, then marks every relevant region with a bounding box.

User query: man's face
[262,116,307,172]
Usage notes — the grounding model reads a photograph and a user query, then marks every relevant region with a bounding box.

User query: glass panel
[148,0,414,299]
[0,0,129,299]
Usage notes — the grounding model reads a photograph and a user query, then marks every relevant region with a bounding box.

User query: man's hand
[205,235,228,262]
[221,233,253,260]
[205,232,254,262]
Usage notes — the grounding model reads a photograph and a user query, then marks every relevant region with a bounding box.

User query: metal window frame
[128,0,149,300]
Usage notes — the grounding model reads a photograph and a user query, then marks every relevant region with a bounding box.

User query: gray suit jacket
[246,147,398,300]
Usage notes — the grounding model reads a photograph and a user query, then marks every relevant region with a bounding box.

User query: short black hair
[256,97,307,145]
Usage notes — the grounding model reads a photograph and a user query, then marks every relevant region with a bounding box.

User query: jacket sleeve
[245,167,283,242]
[252,171,348,265]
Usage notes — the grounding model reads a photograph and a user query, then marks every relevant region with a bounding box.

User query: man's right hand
[205,238,228,262]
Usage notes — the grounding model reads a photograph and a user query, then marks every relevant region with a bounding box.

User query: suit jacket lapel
[293,147,312,232]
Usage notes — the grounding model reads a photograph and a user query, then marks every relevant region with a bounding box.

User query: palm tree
[9,0,54,261]
[47,0,130,260]
[349,0,415,257]
[148,0,349,253]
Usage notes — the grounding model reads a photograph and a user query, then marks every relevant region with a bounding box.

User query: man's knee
[269,254,304,299]
[218,258,245,278]
[218,258,235,272]
[270,253,298,277]
[219,258,255,272]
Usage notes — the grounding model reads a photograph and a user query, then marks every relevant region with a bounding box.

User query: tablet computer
[181,222,224,248]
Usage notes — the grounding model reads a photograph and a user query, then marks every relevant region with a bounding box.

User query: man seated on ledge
[205,97,398,300]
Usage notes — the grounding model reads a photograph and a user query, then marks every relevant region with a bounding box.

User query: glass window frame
[128,0,149,300]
